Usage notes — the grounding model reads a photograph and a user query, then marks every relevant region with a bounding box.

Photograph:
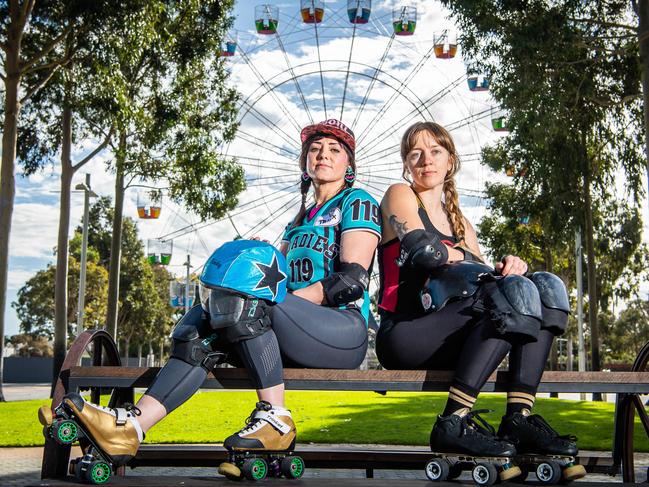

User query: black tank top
[378,189,458,316]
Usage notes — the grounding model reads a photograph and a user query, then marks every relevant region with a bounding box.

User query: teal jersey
[281,188,381,324]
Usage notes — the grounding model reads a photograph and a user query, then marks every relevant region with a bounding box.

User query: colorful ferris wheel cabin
[393,6,416,36]
[347,0,371,24]
[434,30,457,59]
[255,4,279,34]
[467,74,490,91]
[221,41,237,57]
[169,280,197,309]
[137,191,161,219]
[301,0,324,23]
[491,108,509,132]
[147,239,173,266]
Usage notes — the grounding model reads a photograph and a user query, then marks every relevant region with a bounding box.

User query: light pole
[75,174,97,336]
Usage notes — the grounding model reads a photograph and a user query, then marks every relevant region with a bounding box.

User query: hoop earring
[344,166,356,184]
[301,171,311,183]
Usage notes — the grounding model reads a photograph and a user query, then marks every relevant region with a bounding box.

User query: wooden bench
[41,329,649,483]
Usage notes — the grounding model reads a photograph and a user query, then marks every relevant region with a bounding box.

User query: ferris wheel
[157,0,506,264]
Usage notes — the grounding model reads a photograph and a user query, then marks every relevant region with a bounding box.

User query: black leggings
[147,293,368,413]
[376,297,556,397]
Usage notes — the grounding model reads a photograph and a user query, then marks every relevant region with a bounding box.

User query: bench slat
[66,366,649,393]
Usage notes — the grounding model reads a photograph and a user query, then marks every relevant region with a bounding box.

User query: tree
[442,1,645,375]
[12,233,109,340]
[80,197,175,359]
[606,297,649,363]
[91,0,243,340]
[9,334,52,357]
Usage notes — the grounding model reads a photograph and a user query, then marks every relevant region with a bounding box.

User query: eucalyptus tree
[0,0,127,401]
[93,0,242,339]
[443,0,645,373]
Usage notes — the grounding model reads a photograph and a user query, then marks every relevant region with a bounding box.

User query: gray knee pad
[530,272,569,335]
[208,288,272,343]
[170,305,226,371]
[477,275,542,339]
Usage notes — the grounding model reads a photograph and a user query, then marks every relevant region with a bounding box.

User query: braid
[290,178,312,229]
[443,178,466,241]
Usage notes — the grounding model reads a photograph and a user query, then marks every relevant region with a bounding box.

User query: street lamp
[75,174,98,336]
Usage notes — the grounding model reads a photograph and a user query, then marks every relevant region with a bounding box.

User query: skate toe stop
[500,465,522,482]
[563,464,587,481]
[218,461,242,479]
[38,406,53,426]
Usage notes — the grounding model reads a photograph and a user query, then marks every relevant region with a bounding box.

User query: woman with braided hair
[376,121,579,461]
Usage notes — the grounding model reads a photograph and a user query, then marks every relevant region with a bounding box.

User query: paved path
[2,446,648,486]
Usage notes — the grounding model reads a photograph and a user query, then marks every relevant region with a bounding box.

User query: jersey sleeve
[340,189,381,238]
[280,221,293,244]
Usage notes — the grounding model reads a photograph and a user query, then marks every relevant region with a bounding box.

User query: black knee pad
[530,272,569,335]
[208,288,272,343]
[170,305,226,371]
[477,275,542,340]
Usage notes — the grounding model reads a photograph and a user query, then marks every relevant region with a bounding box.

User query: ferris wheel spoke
[275,34,314,124]
[238,47,304,134]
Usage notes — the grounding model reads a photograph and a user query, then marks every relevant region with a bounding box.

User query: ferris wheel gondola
[347,0,371,24]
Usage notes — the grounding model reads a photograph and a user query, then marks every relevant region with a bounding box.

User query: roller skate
[39,393,143,484]
[425,409,521,485]
[498,411,586,484]
[217,401,304,481]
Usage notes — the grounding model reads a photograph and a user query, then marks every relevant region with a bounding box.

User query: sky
[4,0,647,337]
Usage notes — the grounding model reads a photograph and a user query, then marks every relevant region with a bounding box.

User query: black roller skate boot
[426,410,520,483]
[498,411,577,456]
[430,409,516,457]
[218,401,303,481]
[498,411,585,483]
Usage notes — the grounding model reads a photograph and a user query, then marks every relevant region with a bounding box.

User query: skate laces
[461,409,503,446]
[237,401,273,435]
[527,414,577,442]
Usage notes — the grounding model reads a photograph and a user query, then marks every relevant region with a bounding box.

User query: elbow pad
[321,262,369,306]
[396,229,448,270]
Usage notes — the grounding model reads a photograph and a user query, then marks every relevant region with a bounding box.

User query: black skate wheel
[425,458,450,481]
[536,460,562,484]
[472,462,498,486]
[281,456,305,479]
[52,420,78,444]
[517,465,530,482]
[242,457,268,481]
[448,463,462,480]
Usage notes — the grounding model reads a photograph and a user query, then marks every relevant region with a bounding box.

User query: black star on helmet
[253,254,287,300]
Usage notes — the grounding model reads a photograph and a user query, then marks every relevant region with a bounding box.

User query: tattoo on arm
[389,215,409,239]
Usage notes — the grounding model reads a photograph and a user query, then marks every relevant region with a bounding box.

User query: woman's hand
[495,255,528,276]
[250,236,271,244]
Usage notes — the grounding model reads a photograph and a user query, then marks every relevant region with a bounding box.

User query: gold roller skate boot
[223,401,296,451]
[62,392,144,465]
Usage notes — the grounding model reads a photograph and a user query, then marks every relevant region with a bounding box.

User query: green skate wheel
[242,457,268,481]
[281,456,305,479]
[87,460,111,484]
[52,420,78,444]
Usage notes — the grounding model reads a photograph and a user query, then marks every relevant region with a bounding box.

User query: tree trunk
[0,30,23,403]
[51,95,74,395]
[583,160,602,400]
[105,132,127,339]
[638,0,649,208]
[137,343,142,367]
[124,337,130,366]
[159,339,164,366]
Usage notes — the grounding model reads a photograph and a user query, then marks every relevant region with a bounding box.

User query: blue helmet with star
[199,240,288,303]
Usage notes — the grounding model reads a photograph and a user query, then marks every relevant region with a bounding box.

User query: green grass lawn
[1,391,645,451]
